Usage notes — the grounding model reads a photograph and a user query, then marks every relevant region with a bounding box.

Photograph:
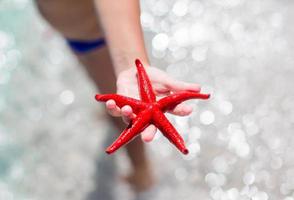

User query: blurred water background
[1,0,294,199]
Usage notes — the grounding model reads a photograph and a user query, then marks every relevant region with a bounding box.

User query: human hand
[105,66,201,142]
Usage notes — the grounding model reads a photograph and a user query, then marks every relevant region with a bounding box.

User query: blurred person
[36,0,201,196]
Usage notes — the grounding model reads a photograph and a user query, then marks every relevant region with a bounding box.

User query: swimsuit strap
[66,38,106,54]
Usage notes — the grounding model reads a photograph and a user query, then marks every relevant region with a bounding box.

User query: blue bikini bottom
[66,38,106,54]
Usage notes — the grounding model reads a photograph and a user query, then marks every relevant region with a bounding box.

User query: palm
[117,66,176,99]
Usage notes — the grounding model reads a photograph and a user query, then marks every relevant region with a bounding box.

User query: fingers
[149,68,200,93]
[121,105,135,123]
[165,78,201,93]
[106,100,135,123]
[121,105,132,116]
[106,100,157,141]
[141,125,157,142]
[168,103,193,116]
[106,100,121,117]
[153,83,171,96]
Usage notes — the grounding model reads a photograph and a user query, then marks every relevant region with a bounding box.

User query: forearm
[94,0,149,75]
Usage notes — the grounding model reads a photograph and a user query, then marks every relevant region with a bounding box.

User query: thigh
[36,0,103,39]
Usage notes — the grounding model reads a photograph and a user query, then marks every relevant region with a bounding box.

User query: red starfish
[95,59,210,155]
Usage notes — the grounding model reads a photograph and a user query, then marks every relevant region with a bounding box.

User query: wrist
[111,50,150,76]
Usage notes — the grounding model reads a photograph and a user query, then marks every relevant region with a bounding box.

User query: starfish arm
[158,91,210,111]
[135,59,156,103]
[95,94,146,113]
[106,109,152,154]
[152,108,189,154]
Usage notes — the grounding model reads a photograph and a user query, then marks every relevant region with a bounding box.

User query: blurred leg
[36,0,153,191]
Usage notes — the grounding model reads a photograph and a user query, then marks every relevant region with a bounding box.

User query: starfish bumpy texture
[95,59,210,155]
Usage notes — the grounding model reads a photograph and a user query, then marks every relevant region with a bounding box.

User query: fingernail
[142,135,153,143]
